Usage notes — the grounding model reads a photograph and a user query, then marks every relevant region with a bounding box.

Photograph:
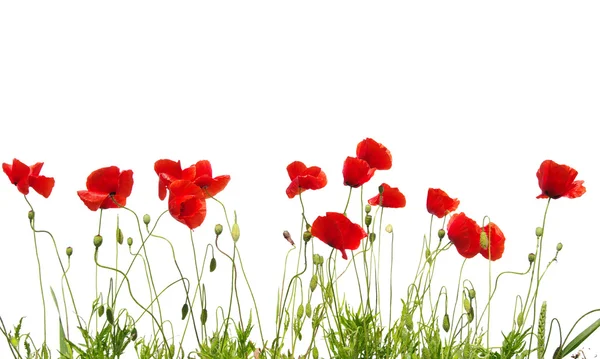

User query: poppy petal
[77,190,108,211]
[29,175,55,198]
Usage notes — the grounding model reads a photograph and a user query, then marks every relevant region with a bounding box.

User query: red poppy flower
[342,156,375,188]
[479,223,505,261]
[447,212,481,259]
[536,160,586,199]
[2,159,55,198]
[311,212,367,260]
[77,166,134,211]
[286,161,327,199]
[367,183,406,208]
[167,180,207,230]
[191,160,230,198]
[426,188,460,218]
[356,138,392,170]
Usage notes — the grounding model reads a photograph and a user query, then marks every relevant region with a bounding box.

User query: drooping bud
[517,311,524,327]
[201,308,208,325]
[181,303,189,320]
[556,242,563,252]
[312,347,319,359]
[28,210,35,220]
[130,327,137,341]
[468,288,476,299]
[479,231,489,250]
[66,246,73,257]
[467,308,474,323]
[369,232,376,243]
[385,224,393,233]
[535,227,543,237]
[463,294,471,313]
[143,214,151,225]
[442,314,450,332]
[209,257,217,272]
[303,231,312,242]
[231,223,240,242]
[98,304,105,317]
[528,253,536,264]
[116,228,124,245]
[297,304,304,318]
[305,302,312,318]
[215,224,223,236]
[365,215,372,227]
[365,204,372,214]
[438,229,446,240]
[93,235,103,248]
[127,237,133,247]
[106,307,114,324]
[310,275,318,292]
[283,230,294,246]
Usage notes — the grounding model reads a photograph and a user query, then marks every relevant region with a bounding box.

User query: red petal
[116,170,134,199]
[155,159,182,200]
[565,180,586,199]
[86,166,120,193]
[367,183,406,208]
[356,138,392,170]
[426,188,460,218]
[447,213,481,259]
[29,162,44,177]
[77,190,108,211]
[311,212,366,260]
[480,223,505,261]
[342,157,375,188]
[194,160,213,178]
[286,161,307,180]
[203,175,230,197]
[29,175,55,198]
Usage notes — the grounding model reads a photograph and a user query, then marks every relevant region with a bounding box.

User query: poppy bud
[297,304,304,318]
[378,184,384,194]
[312,347,319,359]
[181,303,189,320]
[28,210,35,220]
[310,275,318,292]
[106,307,114,324]
[438,229,446,240]
[442,313,450,332]
[463,295,471,313]
[365,215,372,227]
[209,257,217,272]
[98,304,105,317]
[528,253,536,263]
[305,302,312,318]
[66,246,73,257]
[93,235,103,248]
[283,230,294,246]
[385,224,393,233]
[305,222,311,231]
[231,223,240,242]
[201,308,207,325]
[143,214,151,225]
[131,327,137,341]
[303,231,312,242]
[479,231,489,250]
[535,227,543,237]
[127,237,133,247]
[517,311,524,327]
[365,204,372,214]
[467,308,474,323]
[215,224,223,236]
[468,288,476,299]
[556,242,563,252]
[369,232,376,243]
[116,228,123,245]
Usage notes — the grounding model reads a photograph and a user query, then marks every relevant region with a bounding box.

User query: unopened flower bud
[116,228,123,245]
[143,214,151,225]
[98,304,105,317]
[305,302,312,318]
[310,274,318,292]
[201,308,208,325]
[66,246,73,257]
[365,204,372,214]
[312,347,319,359]
[535,227,543,237]
[385,224,393,233]
[130,327,137,341]
[463,295,471,313]
[215,224,223,236]
[181,303,189,320]
[297,304,304,318]
[369,232,376,243]
[438,229,446,240]
[467,308,474,323]
[93,235,103,248]
[283,230,294,245]
[479,231,489,250]
[528,253,536,263]
[106,307,114,324]
[303,231,312,242]
[468,288,476,299]
[556,242,563,251]
[517,311,524,327]
[365,215,372,227]
[28,210,35,220]
[210,257,217,272]
[442,314,450,332]
[231,223,240,242]
[127,237,133,247]
[305,223,311,231]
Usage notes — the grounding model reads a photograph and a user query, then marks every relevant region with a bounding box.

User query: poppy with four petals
[426,188,460,218]
[356,138,392,170]
[285,161,327,199]
[310,212,367,260]
[77,166,134,211]
[2,158,55,198]
[536,160,586,200]
[367,183,406,208]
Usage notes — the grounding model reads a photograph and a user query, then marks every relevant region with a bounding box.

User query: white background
[1,1,599,357]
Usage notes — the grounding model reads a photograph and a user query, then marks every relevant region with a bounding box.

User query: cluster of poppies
[2,149,586,262]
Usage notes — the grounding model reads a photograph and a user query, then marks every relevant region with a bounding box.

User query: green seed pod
[528,253,536,264]
[365,204,372,214]
[378,184,385,194]
[468,288,476,299]
[231,223,240,242]
[365,214,372,227]
[442,314,450,332]
[385,224,393,233]
[28,210,35,220]
[98,304,105,317]
[215,224,223,236]
[369,232,376,243]
[143,214,151,225]
[312,346,319,359]
[535,227,543,237]
[297,304,304,318]
[130,327,137,341]
[209,257,217,272]
[181,303,189,320]
[438,229,446,239]
[116,228,123,245]
[93,235,103,248]
[556,242,563,252]
[106,307,114,325]
[127,237,133,247]
[305,302,312,318]
[303,231,312,242]
[310,275,318,292]
[200,308,208,325]
[66,246,73,257]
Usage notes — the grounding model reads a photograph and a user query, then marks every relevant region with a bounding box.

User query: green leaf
[49,287,72,358]
[560,317,600,358]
